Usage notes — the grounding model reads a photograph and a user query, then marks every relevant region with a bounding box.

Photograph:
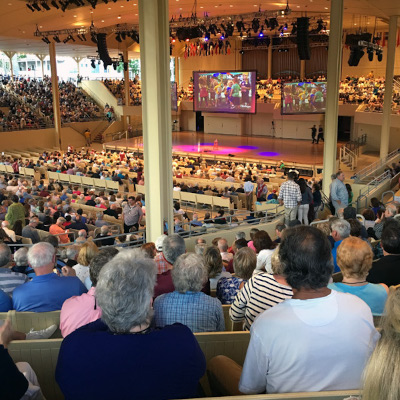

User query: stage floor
[107,131,340,166]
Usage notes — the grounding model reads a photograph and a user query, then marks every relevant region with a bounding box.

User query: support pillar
[267,44,272,79]
[36,54,46,79]
[123,48,130,129]
[300,60,306,80]
[322,0,344,195]
[49,43,62,149]
[3,51,15,79]
[73,57,83,77]
[139,0,173,241]
[380,16,398,159]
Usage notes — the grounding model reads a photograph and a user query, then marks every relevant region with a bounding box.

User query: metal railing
[339,146,357,171]
[353,148,400,183]
[356,169,393,211]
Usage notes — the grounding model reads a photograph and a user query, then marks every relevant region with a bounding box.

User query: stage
[106,131,337,166]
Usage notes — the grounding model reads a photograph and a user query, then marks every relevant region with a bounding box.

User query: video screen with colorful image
[193,71,256,114]
[281,82,327,115]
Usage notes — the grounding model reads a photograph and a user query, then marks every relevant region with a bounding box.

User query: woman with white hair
[56,249,206,400]
[11,247,35,279]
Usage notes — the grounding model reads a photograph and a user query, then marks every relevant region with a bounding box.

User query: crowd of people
[0,80,46,131]
[103,76,142,106]
[0,145,399,398]
[0,76,102,128]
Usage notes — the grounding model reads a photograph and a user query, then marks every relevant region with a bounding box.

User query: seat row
[47,171,121,191]
[8,334,358,400]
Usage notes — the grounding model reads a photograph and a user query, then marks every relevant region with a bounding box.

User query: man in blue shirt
[154,253,224,332]
[13,242,87,312]
[330,171,348,215]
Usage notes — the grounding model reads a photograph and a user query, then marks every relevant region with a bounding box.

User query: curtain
[242,50,268,78]
[271,48,301,78]
[305,46,328,78]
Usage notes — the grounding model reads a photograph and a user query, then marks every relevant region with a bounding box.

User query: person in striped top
[229,247,292,330]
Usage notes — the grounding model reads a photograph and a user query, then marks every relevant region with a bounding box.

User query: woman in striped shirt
[229,247,293,330]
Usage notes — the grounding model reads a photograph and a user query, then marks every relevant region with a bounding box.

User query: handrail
[353,148,400,183]
[356,169,393,211]
[339,146,357,171]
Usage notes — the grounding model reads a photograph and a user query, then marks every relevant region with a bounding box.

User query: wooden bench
[8,332,360,400]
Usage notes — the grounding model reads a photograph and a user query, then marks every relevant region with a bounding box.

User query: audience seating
[7,310,62,339]
[222,305,243,331]
[8,333,360,400]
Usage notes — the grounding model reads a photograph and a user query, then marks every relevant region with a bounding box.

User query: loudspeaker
[348,46,365,66]
[96,33,112,68]
[296,17,310,60]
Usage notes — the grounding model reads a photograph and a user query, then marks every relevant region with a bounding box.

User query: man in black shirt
[104,204,119,219]
[367,221,400,286]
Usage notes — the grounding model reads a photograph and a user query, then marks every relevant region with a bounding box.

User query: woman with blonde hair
[328,236,388,315]
[362,287,400,400]
[73,239,99,283]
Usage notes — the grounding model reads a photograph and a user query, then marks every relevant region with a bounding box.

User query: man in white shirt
[243,177,254,211]
[207,225,379,396]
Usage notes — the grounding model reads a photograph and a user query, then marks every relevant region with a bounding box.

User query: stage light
[316,19,324,33]
[91,33,98,44]
[42,37,51,44]
[291,22,297,35]
[239,50,244,55]
[51,0,59,8]
[121,32,126,40]
[27,3,35,11]
[91,60,96,69]
[252,18,260,33]
[53,35,61,43]
[269,18,278,31]
[367,47,374,61]
[284,23,288,30]
[115,33,122,42]
[376,50,383,62]
[259,32,264,37]
[41,1,51,10]
[32,2,42,11]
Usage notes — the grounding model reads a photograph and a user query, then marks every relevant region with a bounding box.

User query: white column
[322,0,344,195]
[139,0,173,241]
[267,44,272,79]
[123,48,130,129]
[49,42,62,149]
[36,54,46,79]
[3,52,15,79]
[380,16,398,159]
[300,60,306,80]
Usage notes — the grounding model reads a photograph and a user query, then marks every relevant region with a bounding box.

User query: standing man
[311,124,317,144]
[122,196,143,233]
[317,125,324,143]
[84,129,91,147]
[330,171,348,215]
[278,172,302,225]
[244,176,255,212]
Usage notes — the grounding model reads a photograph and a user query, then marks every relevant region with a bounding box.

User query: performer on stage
[311,125,317,144]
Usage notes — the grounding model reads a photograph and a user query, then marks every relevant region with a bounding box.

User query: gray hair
[100,225,109,234]
[235,231,246,240]
[89,247,119,287]
[96,212,103,220]
[66,246,80,260]
[78,229,87,238]
[331,219,351,239]
[194,243,207,256]
[218,238,228,252]
[14,247,28,267]
[27,242,56,268]
[386,203,397,217]
[0,243,11,267]
[96,249,157,333]
[172,253,207,293]
[162,234,185,264]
